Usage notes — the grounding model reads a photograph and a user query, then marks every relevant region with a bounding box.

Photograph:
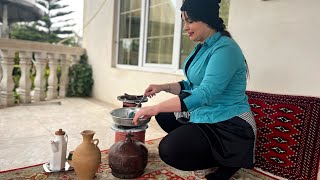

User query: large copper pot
[108,133,148,179]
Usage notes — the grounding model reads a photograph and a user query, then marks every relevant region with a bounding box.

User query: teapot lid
[55,129,65,135]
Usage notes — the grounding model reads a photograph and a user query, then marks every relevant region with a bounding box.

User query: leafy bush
[67,55,94,97]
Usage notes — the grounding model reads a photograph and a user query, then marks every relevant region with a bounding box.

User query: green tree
[10,0,77,45]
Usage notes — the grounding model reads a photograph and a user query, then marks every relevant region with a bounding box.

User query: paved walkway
[0,98,166,171]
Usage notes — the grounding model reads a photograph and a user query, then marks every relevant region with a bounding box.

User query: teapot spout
[50,141,58,152]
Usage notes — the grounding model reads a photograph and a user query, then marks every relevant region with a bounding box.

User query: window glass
[118,0,141,65]
[220,0,230,26]
[120,0,141,12]
[146,0,175,65]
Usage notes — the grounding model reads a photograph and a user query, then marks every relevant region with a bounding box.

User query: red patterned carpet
[0,138,277,180]
[247,91,320,180]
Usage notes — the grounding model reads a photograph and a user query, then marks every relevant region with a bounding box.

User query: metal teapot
[49,129,68,171]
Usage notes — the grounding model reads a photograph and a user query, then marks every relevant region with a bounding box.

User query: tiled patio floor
[0,98,166,172]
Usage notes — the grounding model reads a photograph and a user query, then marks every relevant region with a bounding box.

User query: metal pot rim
[110,107,151,127]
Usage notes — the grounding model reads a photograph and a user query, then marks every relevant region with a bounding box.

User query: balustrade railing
[0,38,85,107]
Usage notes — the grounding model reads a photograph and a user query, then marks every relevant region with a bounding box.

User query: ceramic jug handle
[92,139,99,146]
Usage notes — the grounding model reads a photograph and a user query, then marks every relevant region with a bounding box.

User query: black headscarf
[180,0,225,32]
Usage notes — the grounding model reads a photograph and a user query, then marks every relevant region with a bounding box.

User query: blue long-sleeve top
[179,32,251,124]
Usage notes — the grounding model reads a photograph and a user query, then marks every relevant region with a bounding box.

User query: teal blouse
[180,32,251,124]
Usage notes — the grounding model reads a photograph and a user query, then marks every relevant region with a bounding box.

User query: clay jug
[108,133,148,179]
[72,130,101,180]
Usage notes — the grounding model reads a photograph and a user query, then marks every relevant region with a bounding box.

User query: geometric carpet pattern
[247,91,320,180]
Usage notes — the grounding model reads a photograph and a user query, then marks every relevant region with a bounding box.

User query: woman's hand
[144,84,166,98]
[132,105,159,125]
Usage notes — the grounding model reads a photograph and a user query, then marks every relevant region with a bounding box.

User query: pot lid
[55,129,65,135]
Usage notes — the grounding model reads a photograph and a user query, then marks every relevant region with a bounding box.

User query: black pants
[155,113,242,180]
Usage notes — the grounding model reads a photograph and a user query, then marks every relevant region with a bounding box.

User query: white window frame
[115,0,184,75]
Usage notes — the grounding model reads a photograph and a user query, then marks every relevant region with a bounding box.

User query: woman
[133,0,256,179]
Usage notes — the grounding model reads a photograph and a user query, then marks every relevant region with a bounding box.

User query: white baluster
[32,52,47,102]
[0,49,15,106]
[59,54,69,97]
[47,53,59,100]
[16,51,32,103]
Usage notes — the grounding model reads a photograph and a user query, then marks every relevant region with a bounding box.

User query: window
[146,0,175,65]
[118,0,142,65]
[117,0,230,73]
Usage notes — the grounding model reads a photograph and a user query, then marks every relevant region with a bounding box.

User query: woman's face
[181,12,215,43]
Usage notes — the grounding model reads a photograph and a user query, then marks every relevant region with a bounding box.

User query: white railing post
[59,54,69,97]
[0,38,85,107]
[47,53,59,100]
[32,52,47,102]
[0,49,15,106]
[16,51,33,103]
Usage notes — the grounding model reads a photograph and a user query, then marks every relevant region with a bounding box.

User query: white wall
[82,0,182,106]
[228,0,320,97]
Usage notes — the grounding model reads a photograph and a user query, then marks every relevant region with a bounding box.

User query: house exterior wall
[83,0,320,107]
[228,0,320,97]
